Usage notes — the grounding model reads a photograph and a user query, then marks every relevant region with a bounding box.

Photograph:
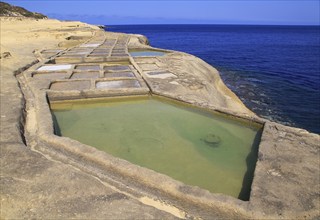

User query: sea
[106,25,320,134]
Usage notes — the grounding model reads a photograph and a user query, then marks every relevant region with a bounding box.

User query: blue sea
[107,25,320,134]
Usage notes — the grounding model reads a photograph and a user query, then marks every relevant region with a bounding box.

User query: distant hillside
[0,1,47,19]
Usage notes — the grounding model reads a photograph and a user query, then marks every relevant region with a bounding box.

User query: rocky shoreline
[1,18,319,219]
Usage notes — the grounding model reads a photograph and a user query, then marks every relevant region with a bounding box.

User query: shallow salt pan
[51,96,262,200]
[37,65,72,71]
[67,52,89,55]
[96,80,141,89]
[80,43,101,48]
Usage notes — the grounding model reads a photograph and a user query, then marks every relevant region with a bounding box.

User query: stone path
[0,143,179,219]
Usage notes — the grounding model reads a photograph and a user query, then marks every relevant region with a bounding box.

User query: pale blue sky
[6,0,320,25]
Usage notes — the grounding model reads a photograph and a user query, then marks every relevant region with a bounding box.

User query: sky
[5,0,320,25]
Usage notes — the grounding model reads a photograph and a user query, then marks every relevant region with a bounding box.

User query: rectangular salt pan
[37,65,72,71]
[96,80,140,89]
[71,72,100,79]
[104,72,135,78]
[80,44,101,48]
[104,65,131,72]
[51,97,262,200]
[66,52,89,55]
[76,65,100,71]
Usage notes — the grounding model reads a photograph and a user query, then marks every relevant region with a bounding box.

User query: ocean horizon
[106,24,320,27]
[107,24,320,134]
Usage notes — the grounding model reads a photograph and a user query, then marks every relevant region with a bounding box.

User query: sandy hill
[0,1,47,19]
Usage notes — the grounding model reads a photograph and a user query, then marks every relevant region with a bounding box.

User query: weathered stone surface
[250,122,320,219]
[0,143,178,219]
[0,66,25,144]
[0,51,12,59]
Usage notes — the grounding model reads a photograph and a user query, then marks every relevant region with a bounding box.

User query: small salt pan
[96,80,140,89]
[80,44,101,48]
[37,65,72,71]
[68,52,89,55]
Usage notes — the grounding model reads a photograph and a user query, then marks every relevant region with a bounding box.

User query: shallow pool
[51,96,262,200]
[129,50,166,57]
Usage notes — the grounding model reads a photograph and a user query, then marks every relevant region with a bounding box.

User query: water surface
[51,96,262,200]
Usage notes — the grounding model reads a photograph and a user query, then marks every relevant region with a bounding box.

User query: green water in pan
[51,96,262,200]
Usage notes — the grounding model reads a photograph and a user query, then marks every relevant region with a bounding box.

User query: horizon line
[103,23,320,27]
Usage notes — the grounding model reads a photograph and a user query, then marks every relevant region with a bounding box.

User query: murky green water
[51,96,262,200]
